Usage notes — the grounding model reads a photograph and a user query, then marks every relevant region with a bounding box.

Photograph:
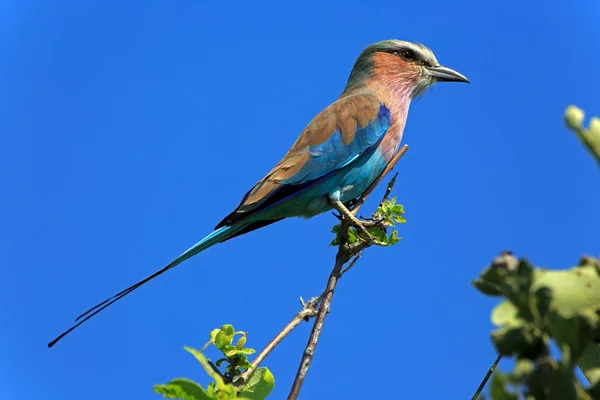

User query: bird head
[346,39,469,98]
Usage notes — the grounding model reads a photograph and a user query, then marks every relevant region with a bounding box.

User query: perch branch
[287,145,408,400]
[234,145,407,394]
[286,238,348,400]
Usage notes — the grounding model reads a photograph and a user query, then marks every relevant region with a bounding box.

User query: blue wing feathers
[216,101,391,228]
[284,103,390,185]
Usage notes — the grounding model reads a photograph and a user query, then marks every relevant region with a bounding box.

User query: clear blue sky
[2,1,599,399]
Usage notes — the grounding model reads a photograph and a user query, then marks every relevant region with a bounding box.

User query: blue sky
[2,1,599,399]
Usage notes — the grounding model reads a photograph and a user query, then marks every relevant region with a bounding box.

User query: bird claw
[344,199,358,211]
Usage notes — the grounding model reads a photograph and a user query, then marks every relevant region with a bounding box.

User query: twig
[287,145,408,399]
[207,358,228,382]
[235,247,363,386]
[287,241,348,400]
[236,301,319,385]
[341,252,363,276]
[471,354,502,400]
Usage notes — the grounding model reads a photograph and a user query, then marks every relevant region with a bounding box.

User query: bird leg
[329,198,385,246]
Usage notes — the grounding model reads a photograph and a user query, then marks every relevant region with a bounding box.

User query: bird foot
[330,198,387,246]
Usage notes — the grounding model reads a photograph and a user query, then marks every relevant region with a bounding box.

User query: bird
[48,39,469,347]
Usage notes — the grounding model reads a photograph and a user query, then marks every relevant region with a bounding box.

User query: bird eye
[400,50,415,61]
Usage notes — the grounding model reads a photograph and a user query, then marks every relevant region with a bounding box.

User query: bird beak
[426,65,470,83]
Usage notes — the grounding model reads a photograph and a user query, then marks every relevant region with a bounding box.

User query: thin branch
[341,252,363,276]
[287,146,408,400]
[287,240,348,400]
[471,354,502,400]
[236,301,319,385]
[206,358,228,382]
[235,246,363,386]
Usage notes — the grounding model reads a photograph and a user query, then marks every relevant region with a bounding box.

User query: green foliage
[565,105,600,166]
[154,324,274,400]
[473,255,600,399]
[238,368,275,400]
[473,105,600,399]
[488,371,518,400]
[330,197,406,246]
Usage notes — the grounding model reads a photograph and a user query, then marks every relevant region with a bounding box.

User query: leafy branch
[287,144,408,399]
[472,106,600,399]
[472,253,600,399]
[154,324,274,400]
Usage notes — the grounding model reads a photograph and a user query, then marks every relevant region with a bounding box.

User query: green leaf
[391,204,404,214]
[214,331,232,350]
[472,278,503,296]
[532,265,600,318]
[588,372,600,399]
[331,223,356,246]
[512,358,535,381]
[526,363,577,400]
[239,348,256,355]
[581,367,600,388]
[221,324,235,337]
[239,367,275,400]
[209,329,220,343]
[548,308,599,366]
[472,258,518,297]
[347,227,357,244]
[491,324,544,358]
[215,358,227,367]
[222,344,237,353]
[154,378,211,400]
[184,347,225,387]
[565,105,585,130]
[393,215,406,224]
[491,301,519,327]
[379,202,389,214]
[564,106,600,165]
[235,335,247,350]
[489,370,518,400]
[579,343,600,385]
[531,286,553,323]
[501,260,535,311]
[225,348,239,357]
[388,230,401,245]
[368,226,387,243]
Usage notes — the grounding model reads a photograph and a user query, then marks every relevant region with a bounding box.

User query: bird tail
[48,224,241,348]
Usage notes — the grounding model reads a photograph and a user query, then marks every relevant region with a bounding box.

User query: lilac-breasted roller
[48,39,468,347]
